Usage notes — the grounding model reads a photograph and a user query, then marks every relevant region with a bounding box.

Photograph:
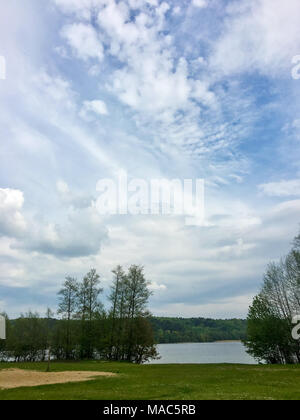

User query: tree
[2,265,159,364]
[57,277,78,359]
[108,265,126,360]
[245,294,291,364]
[130,317,160,364]
[77,269,103,359]
[293,233,300,250]
[245,231,300,364]
[7,312,47,362]
[107,265,158,363]
[124,265,153,362]
[45,308,54,372]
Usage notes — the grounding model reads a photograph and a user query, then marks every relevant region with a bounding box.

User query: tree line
[150,317,247,343]
[0,265,159,364]
[245,231,300,364]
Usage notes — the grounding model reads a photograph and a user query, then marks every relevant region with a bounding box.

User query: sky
[0,0,300,319]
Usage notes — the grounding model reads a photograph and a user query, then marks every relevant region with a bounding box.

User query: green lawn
[0,361,300,400]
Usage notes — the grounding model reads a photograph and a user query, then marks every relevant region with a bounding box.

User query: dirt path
[0,369,117,389]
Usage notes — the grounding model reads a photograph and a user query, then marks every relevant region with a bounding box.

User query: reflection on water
[148,342,257,364]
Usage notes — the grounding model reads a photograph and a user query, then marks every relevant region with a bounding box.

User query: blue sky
[0,0,300,318]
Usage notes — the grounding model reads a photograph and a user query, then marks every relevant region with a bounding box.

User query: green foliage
[0,312,48,362]
[1,265,158,365]
[77,269,103,359]
[245,295,293,364]
[150,317,247,343]
[245,231,300,364]
[57,277,79,359]
[107,265,158,363]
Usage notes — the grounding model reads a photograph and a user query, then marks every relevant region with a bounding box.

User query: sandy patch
[0,369,117,389]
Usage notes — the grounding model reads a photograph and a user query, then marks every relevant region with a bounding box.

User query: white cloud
[56,180,94,209]
[0,189,27,237]
[19,205,108,258]
[61,23,104,62]
[54,0,107,20]
[79,99,109,120]
[94,0,213,117]
[149,282,167,291]
[54,0,251,178]
[259,179,300,197]
[192,0,208,9]
[191,80,217,109]
[272,199,300,216]
[172,6,181,15]
[88,64,101,76]
[56,180,70,195]
[92,0,227,168]
[0,264,26,288]
[111,57,191,113]
[211,0,300,77]
[32,71,76,111]
[0,186,106,259]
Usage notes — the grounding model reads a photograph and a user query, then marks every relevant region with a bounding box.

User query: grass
[0,361,300,400]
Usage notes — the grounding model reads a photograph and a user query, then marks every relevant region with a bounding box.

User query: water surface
[149,342,256,364]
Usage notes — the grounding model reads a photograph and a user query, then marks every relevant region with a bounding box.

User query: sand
[0,368,117,389]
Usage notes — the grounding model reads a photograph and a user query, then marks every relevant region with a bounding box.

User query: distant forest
[4,317,247,347]
[150,317,247,343]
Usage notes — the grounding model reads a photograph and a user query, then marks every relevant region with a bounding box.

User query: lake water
[149,342,257,365]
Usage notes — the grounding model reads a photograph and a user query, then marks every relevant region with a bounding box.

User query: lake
[149,342,257,364]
